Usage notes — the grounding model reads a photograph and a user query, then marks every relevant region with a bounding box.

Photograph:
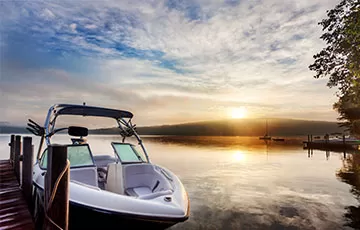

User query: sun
[230,107,247,119]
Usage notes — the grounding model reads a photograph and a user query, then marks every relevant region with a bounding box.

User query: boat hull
[69,202,183,230]
[259,137,271,140]
[272,138,285,142]
[33,185,187,230]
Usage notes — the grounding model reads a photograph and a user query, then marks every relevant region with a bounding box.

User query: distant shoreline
[0,118,344,136]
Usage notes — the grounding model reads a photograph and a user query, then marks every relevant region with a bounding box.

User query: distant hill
[91,118,345,136]
[0,124,29,134]
[0,118,345,136]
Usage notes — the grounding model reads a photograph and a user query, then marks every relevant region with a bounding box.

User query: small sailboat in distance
[259,119,272,140]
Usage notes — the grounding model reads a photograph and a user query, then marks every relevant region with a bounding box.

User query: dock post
[14,135,21,182]
[9,134,15,166]
[44,145,69,230]
[343,135,345,147]
[325,134,329,144]
[22,136,33,211]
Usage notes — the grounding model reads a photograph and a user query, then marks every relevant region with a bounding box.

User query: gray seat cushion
[125,186,152,197]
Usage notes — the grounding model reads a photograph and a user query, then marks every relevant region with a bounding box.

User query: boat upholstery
[125,187,151,197]
[123,164,173,199]
[105,163,174,198]
[70,167,98,187]
[93,155,118,189]
[106,162,125,194]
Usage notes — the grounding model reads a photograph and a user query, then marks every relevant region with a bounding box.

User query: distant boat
[259,135,272,140]
[272,138,285,142]
[259,119,272,140]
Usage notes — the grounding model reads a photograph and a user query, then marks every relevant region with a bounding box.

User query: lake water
[0,134,359,230]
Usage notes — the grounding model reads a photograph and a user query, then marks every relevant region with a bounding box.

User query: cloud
[41,8,56,19]
[84,24,97,29]
[69,23,77,33]
[0,0,340,125]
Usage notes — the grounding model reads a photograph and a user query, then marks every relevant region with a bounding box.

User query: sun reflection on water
[232,151,246,162]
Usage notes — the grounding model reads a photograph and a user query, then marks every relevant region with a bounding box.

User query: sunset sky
[0,0,340,126]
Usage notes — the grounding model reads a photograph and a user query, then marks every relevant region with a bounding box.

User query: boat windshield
[40,144,95,169]
[111,143,146,163]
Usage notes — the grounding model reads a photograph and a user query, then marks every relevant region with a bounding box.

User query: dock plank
[0,160,34,230]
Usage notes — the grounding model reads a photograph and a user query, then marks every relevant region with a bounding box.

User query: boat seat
[125,187,152,197]
[93,155,118,188]
[123,164,173,199]
[105,162,124,194]
[70,167,98,187]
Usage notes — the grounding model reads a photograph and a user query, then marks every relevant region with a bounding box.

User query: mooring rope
[44,159,70,230]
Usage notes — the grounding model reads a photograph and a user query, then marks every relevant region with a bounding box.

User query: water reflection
[337,153,360,229]
[0,135,357,229]
[232,151,246,162]
[143,135,303,151]
[152,136,354,230]
[326,150,330,160]
[307,148,313,158]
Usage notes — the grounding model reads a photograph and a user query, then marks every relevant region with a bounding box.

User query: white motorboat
[29,104,190,229]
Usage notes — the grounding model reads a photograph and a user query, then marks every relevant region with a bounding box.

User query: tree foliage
[310,0,360,134]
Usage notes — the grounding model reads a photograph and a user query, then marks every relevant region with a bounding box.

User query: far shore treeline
[0,118,344,136]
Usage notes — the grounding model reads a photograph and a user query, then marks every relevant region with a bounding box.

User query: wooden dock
[0,134,69,230]
[0,159,35,229]
[303,134,360,152]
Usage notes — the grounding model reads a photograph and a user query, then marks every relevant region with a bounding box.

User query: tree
[309,0,360,134]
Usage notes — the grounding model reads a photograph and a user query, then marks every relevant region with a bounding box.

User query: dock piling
[44,145,69,230]
[22,136,33,210]
[9,134,15,166]
[14,135,21,182]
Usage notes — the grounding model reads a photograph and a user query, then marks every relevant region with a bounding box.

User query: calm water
[0,134,359,230]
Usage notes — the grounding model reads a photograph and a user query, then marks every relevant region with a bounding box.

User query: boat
[28,104,190,229]
[259,119,272,140]
[259,135,272,140]
[272,138,285,142]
